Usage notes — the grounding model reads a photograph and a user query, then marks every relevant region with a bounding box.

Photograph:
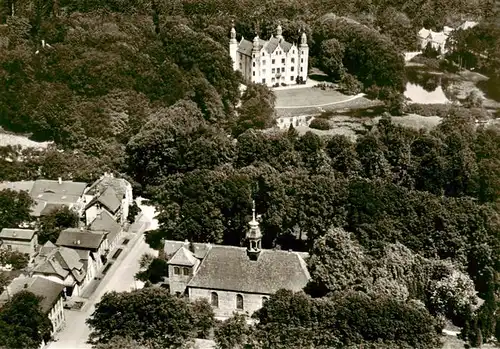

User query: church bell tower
[247,200,262,261]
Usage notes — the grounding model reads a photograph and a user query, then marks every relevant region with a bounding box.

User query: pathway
[275,93,365,109]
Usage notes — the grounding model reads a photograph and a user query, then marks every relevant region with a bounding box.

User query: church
[163,203,310,318]
[229,22,309,87]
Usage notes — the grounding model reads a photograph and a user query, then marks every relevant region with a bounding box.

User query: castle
[229,22,309,87]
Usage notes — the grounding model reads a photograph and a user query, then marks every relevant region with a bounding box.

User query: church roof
[168,246,198,266]
[187,245,310,295]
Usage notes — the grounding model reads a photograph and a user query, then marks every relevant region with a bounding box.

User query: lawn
[275,87,354,108]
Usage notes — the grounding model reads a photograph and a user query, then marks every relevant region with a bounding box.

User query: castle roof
[237,36,294,56]
[185,244,310,295]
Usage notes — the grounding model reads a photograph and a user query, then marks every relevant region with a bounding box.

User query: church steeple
[247,200,262,260]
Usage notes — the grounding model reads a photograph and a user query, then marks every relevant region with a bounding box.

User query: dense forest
[0,0,499,348]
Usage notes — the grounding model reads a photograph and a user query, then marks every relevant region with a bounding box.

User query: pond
[404,66,453,104]
[405,82,450,104]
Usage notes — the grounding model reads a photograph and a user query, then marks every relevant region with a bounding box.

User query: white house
[230,22,309,87]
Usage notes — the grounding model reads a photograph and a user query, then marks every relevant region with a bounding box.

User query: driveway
[47,201,158,349]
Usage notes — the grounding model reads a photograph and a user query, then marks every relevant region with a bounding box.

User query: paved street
[47,199,158,349]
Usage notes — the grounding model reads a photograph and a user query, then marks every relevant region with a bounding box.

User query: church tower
[229,21,238,71]
[247,200,262,261]
[298,31,309,82]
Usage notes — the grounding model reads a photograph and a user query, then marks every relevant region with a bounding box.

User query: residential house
[56,228,108,268]
[163,204,310,318]
[31,244,87,297]
[88,209,123,255]
[0,228,38,262]
[0,178,88,218]
[0,275,65,335]
[418,21,479,55]
[84,187,122,226]
[85,173,133,225]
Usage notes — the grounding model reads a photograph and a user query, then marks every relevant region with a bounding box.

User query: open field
[275,87,353,108]
[0,129,52,149]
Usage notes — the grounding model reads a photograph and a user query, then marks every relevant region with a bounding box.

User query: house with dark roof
[229,22,309,87]
[163,203,310,318]
[31,244,89,298]
[88,209,123,254]
[84,172,133,225]
[0,228,38,262]
[56,228,108,270]
[0,275,65,334]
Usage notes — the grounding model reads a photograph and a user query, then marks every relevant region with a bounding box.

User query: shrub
[403,103,451,117]
[0,250,29,270]
[338,73,363,95]
[309,118,331,130]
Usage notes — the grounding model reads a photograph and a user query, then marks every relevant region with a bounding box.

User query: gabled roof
[187,245,310,295]
[39,241,57,256]
[89,209,121,243]
[164,241,211,260]
[33,246,86,283]
[0,228,36,241]
[85,187,121,213]
[263,37,293,54]
[168,246,197,266]
[30,179,87,198]
[56,228,105,250]
[237,38,253,56]
[86,174,129,200]
[0,276,65,313]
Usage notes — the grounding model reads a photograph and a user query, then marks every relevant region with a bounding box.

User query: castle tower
[299,31,309,82]
[247,200,262,261]
[276,21,283,41]
[252,35,260,83]
[229,21,238,71]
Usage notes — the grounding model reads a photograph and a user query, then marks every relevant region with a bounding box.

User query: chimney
[58,177,62,184]
[77,240,81,245]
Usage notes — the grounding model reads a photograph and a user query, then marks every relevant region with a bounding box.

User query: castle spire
[230,20,237,43]
[276,21,283,41]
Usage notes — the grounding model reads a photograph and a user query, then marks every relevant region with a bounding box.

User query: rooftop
[89,209,121,243]
[85,187,121,213]
[164,241,310,295]
[86,173,130,200]
[0,228,36,241]
[168,246,198,266]
[0,276,65,313]
[56,228,105,250]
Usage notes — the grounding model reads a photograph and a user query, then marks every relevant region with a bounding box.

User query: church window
[291,76,294,81]
[281,67,285,73]
[291,58,295,63]
[236,294,244,310]
[272,59,275,64]
[291,66,294,72]
[183,267,190,276]
[211,292,219,307]
[174,267,180,275]
[281,58,285,64]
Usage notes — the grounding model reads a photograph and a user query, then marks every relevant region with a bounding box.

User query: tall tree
[0,189,33,230]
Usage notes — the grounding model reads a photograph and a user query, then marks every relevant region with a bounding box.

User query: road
[47,198,158,349]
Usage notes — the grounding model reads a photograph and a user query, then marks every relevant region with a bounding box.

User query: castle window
[281,58,285,64]
[302,51,304,55]
[272,78,275,83]
[174,267,180,275]
[272,59,275,64]
[301,58,304,63]
[291,58,295,63]
[262,69,266,74]
[291,66,294,72]
[253,71,255,76]
[236,294,244,310]
[300,67,303,72]
[262,60,266,65]
[252,62,255,67]
[262,52,265,56]
[183,267,190,276]
[253,54,255,58]
[211,292,219,307]
[281,67,285,73]
[291,76,294,81]
[272,68,275,74]
[262,78,266,83]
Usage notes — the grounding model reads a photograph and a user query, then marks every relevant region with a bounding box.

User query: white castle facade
[229,23,309,87]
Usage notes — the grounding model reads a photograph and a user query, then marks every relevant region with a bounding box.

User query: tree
[135,258,168,284]
[0,189,33,230]
[306,227,370,297]
[233,83,276,136]
[0,291,52,349]
[214,313,250,349]
[93,336,155,349]
[318,38,345,80]
[87,287,211,348]
[338,73,362,95]
[0,250,29,269]
[37,206,79,244]
[191,299,215,339]
[127,201,141,224]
